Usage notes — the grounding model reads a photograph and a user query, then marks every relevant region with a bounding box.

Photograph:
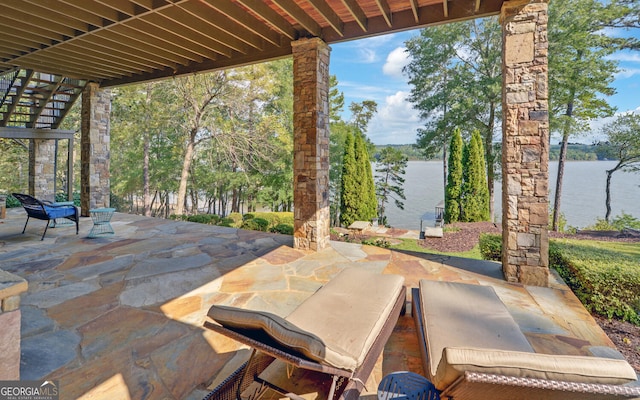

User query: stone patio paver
[0,208,636,399]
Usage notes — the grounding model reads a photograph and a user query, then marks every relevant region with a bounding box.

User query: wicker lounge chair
[412,280,640,400]
[204,267,406,400]
[12,193,79,240]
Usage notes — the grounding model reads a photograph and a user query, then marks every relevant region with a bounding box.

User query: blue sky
[328,28,640,145]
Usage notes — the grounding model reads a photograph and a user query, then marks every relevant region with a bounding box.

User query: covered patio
[0,0,622,398]
[1,208,636,399]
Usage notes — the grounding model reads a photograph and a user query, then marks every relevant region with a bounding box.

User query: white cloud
[616,68,640,79]
[382,47,410,79]
[610,53,640,63]
[367,91,422,145]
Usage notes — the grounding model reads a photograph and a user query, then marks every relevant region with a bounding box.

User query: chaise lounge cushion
[437,347,638,388]
[418,280,637,389]
[209,267,405,372]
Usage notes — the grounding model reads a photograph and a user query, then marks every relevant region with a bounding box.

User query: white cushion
[209,267,405,372]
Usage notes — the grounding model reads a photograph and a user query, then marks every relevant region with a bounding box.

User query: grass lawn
[390,238,483,259]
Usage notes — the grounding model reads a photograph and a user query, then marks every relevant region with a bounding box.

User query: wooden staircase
[0,69,86,129]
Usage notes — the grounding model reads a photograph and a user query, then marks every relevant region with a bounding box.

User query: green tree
[600,113,640,221]
[349,100,378,133]
[445,128,463,223]
[406,17,501,220]
[549,0,630,230]
[375,147,407,226]
[461,131,490,222]
[405,23,466,193]
[354,132,377,222]
[339,132,358,226]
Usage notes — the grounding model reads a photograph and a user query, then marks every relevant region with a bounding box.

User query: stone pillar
[28,139,56,201]
[292,38,331,251]
[501,0,550,286]
[0,270,28,380]
[81,82,111,216]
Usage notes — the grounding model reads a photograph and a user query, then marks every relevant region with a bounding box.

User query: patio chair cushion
[437,347,638,388]
[418,280,637,389]
[43,205,77,219]
[209,267,405,372]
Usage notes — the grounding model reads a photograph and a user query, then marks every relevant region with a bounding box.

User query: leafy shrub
[243,213,255,221]
[55,192,81,206]
[479,233,502,261]
[551,239,640,325]
[219,217,236,227]
[612,213,640,230]
[226,213,243,227]
[5,194,20,208]
[186,214,220,225]
[585,213,640,231]
[361,237,391,248]
[241,217,269,232]
[586,218,617,231]
[270,223,293,235]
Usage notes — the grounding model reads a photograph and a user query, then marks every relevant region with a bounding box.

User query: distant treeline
[375,142,619,161]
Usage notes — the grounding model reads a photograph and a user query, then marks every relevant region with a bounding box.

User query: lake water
[383,160,640,230]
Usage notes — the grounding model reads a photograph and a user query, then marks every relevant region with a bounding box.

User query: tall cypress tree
[354,132,378,222]
[461,130,490,222]
[445,128,463,223]
[339,132,358,226]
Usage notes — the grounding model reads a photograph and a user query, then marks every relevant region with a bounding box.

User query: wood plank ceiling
[0,0,504,88]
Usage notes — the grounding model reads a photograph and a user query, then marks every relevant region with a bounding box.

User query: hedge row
[171,211,294,235]
[479,233,640,325]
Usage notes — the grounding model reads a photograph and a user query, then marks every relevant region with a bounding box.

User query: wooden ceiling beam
[338,0,368,32]
[1,1,89,34]
[234,0,298,40]
[373,0,393,27]
[58,0,121,23]
[127,19,221,60]
[306,0,345,36]
[201,0,283,47]
[98,29,200,65]
[22,0,104,26]
[271,0,322,37]
[0,6,79,38]
[409,0,420,23]
[156,6,251,54]
[21,50,136,78]
[177,1,265,50]
[140,13,235,58]
[110,25,204,63]
[68,38,172,72]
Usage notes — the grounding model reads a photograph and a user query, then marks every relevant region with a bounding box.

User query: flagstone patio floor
[0,208,637,399]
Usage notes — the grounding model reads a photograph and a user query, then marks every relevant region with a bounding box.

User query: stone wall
[81,83,111,216]
[501,0,550,286]
[292,38,331,251]
[0,270,28,380]
[28,139,56,201]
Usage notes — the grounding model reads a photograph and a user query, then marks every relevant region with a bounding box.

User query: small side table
[88,208,116,238]
[378,371,440,400]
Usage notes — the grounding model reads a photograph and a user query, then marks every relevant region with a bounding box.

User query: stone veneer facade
[501,0,550,286]
[292,38,331,251]
[81,83,111,216]
[0,270,28,380]
[28,139,56,201]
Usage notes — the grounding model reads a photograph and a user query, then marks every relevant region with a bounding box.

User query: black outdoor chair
[12,193,79,240]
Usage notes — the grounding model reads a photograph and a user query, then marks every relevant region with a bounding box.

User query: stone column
[0,270,28,380]
[501,0,550,286]
[292,38,331,251]
[28,139,56,201]
[81,83,111,216]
